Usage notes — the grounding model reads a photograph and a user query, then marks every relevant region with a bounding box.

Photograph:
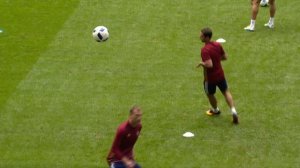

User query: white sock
[269,17,274,24]
[213,107,219,113]
[231,107,237,115]
[250,19,256,27]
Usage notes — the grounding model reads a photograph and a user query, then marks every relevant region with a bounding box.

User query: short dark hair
[201,27,213,39]
[129,105,140,115]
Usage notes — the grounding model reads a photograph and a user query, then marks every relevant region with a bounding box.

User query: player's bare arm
[221,54,227,61]
[197,59,213,68]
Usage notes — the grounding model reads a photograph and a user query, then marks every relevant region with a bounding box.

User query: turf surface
[0,0,299,167]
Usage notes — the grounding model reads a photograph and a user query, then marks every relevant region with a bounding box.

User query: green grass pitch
[0,0,299,167]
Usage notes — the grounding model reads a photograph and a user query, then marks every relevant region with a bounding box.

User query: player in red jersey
[107,106,142,168]
[196,27,239,124]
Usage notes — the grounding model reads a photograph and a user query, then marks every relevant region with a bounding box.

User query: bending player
[196,28,239,124]
[244,0,276,31]
[107,106,142,168]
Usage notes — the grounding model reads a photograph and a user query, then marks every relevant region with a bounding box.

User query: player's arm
[220,44,227,61]
[197,49,213,68]
[221,53,227,61]
[197,59,213,68]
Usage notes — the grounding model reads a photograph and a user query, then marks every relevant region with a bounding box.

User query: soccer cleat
[206,109,221,116]
[244,25,255,32]
[264,22,274,29]
[232,114,239,124]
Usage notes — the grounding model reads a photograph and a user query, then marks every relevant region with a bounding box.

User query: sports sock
[250,19,256,27]
[269,17,274,24]
[213,107,220,113]
[231,107,237,115]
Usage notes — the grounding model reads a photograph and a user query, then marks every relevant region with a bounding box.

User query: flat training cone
[216,38,226,43]
[183,132,194,138]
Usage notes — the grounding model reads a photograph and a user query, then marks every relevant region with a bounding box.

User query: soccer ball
[92,26,109,42]
[260,0,269,7]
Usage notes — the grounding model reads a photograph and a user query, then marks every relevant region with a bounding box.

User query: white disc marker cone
[183,132,194,138]
[216,38,226,43]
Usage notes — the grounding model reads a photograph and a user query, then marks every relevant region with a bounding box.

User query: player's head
[200,27,213,43]
[129,105,142,126]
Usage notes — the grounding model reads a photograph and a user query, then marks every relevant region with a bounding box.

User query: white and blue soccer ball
[260,0,269,7]
[92,26,109,42]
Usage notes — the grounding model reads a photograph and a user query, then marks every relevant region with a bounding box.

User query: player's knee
[221,91,227,96]
[269,0,275,5]
[252,0,260,5]
[206,93,213,97]
[207,94,216,100]
[221,89,229,95]
[206,91,216,96]
[204,89,215,95]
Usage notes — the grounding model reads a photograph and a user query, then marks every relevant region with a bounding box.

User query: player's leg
[217,80,239,124]
[264,0,276,28]
[244,0,261,31]
[269,0,276,17]
[222,90,236,112]
[251,0,261,20]
[204,81,221,115]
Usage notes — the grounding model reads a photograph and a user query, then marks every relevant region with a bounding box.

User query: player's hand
[122,157,135,168]
[124,160,135,168]
[196,62,203,68]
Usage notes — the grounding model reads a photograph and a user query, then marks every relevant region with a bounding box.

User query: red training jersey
[201,41,225,83]
[107,121,142,165]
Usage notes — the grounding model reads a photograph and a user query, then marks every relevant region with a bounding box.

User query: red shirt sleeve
[201,48,211,62]
[111,127,125,160]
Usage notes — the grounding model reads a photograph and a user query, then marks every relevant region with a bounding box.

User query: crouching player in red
[107,106,142,168]
[196,27,239,124]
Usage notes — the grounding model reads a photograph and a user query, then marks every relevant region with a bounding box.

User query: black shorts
[110,161,141,168]
[204,79,228,95]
